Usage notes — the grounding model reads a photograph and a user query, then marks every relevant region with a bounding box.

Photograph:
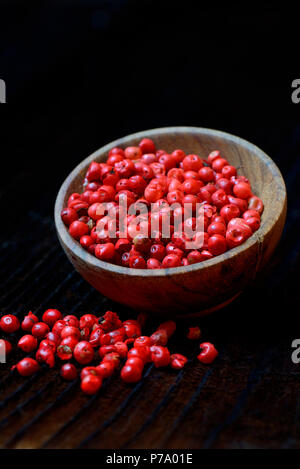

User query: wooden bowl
[54,127,287,317]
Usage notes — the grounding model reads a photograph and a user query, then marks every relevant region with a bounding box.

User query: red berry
[18,335,38,353]
[207,150,221,164]
[187,250,203,264]
[162,254,181,268]
[129,255,147,269]
[150,162,165,177]
[244,216,261,232]
[123,323,141,339]
[96,361,115,378]
[74,341,94,365]
[144,183,164,203]
[114,341,128,359]
[61,207,78,226]
[21,312,38,332]
[207,222,226,237]
[107,154,124,166]
[60,363,78,381]
[228,195,248,214]
[248,196,264,214]
[212,158,228,172]
[61,326,81,340]
[140,153,156,165]
[129,175,147,194]
[46,331,61,346]
[243,209,261,220]
[182,194,199,212]
[124,146,142,160]
[197,342,218,364]
[216,177,233,194]
[133,235,151,254]
[69,221,89,240]
[134,336,153,347]
[31,322,50,339]
[42,309,62,327]
[68,193,81,205]
[171,149,186,163]
[36,347,55,368]
[81,374,102,395]
[115,159,135,178]
[79,314,97,330]
[102,352,120,368]
[182,154,203,171]
[57,338,77,360]
[0,314,20,334]
[159,153,177,172]
[139,138,156,154]
[150,329,168,346]
[233,182,252,199]
[187,326,201,340]
[211,189,228,209]
[199,166,215,182]
[95,243,115,262]
[125,356,144,369]
[220,204,240,223]
[115,238,131,254]
[200,249,213,261]
[64,315,79,327]
[167,189,184,205]
[207,234,227,256]
[80,235,94,250]
[12,358,39,376]
[150,345,171,367]
[39,339,56,352]
[102,167,119,187]
[86,161,102,181]
[134,162,154,180]
[222,165,236,179]
[121,364,142,383]
[80,366,101,380]
[147,258,162,269]
[170,353,188,370]
[108,146,125,158]
[182,178,203,195]
[99,344,116,358]
[226,220,252,248]
[52,320,67,336]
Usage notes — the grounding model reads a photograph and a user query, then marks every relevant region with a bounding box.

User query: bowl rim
[54,126,287,278]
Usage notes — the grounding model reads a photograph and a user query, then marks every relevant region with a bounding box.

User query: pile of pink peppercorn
[61,138,264,269]
[0,310,217,395]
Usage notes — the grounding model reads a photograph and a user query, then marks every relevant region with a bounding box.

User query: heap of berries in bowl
[61,137,264,269]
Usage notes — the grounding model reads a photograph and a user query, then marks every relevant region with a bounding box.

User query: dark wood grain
[0,203,299,449]
[54,127,287,317]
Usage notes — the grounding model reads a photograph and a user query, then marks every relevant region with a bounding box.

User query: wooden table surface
[0,204,299,449]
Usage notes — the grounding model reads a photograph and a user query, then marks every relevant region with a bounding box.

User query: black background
[0,0,300,450]
[0,0,299,231]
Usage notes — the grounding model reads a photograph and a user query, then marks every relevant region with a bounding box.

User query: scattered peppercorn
[12,357,39,376]
[60,363,78,381]
[170,353,188,370]
[187,326,201,340]
[197,342,218,364]
[0,315,20,334]
[2,310,219,395]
